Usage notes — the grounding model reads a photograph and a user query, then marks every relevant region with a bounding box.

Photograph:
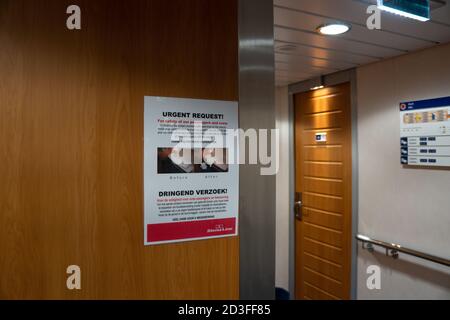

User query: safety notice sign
[144,97,239,245]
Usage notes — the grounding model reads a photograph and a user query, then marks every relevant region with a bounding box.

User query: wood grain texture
[0,0,239,299]
[294,83,352,300]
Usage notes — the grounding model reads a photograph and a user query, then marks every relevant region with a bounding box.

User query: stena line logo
[207,223,232,234]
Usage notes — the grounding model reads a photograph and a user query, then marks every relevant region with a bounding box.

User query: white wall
[357,43,450,299]
[275,86,290,292]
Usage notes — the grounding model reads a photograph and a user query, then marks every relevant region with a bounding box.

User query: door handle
[295,192,303,221]
[295,201,303,220]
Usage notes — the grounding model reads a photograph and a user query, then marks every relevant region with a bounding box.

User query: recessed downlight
[317,23,351,35]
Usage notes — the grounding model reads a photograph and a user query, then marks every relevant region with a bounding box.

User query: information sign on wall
[144,97,239,245]
[400,97,450,167]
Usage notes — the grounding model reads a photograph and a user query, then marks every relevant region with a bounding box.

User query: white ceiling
[274,0,450,87]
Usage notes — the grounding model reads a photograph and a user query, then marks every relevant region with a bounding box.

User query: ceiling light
[377,0,430,22]
[316,23,351,36]
[310,76,325,91]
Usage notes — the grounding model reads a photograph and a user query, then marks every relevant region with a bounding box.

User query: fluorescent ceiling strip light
[377,0,430,21]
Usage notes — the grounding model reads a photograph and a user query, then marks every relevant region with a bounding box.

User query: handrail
[356,234,450,267]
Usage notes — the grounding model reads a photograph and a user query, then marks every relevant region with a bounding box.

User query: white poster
[144,97,239,245]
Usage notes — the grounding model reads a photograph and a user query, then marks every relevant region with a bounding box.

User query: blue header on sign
[399,96,450,111]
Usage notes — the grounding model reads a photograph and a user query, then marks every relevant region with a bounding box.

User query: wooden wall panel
[0,0,239,299]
